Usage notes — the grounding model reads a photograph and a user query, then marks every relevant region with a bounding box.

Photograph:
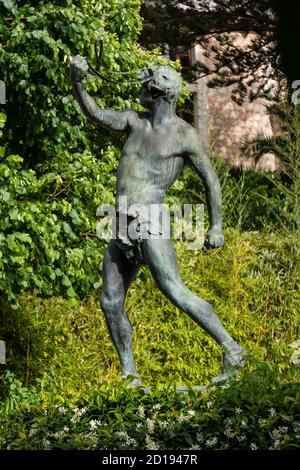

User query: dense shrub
[0,362,299,450]
[167,158,290,232]
[0,1,186,307]
[0,112,111,306]
[0,0,152,163]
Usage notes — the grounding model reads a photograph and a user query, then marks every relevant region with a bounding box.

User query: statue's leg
[142,238,246,383]
[100,239,141,385]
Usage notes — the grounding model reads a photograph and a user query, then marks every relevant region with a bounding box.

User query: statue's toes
[211,348,247,385]
[210,372,229,385]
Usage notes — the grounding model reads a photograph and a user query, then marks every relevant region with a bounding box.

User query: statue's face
[139,66,181,108]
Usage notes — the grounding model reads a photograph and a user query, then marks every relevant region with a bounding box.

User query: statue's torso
[116,116,190,208]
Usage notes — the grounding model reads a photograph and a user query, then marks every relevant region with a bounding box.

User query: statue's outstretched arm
[70,55,135,132]
[188,136,224,248]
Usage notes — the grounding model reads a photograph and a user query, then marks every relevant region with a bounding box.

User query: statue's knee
[100,293,122,316]
[165,280,186,304]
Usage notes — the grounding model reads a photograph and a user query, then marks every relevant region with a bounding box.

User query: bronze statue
[70,55,246,386]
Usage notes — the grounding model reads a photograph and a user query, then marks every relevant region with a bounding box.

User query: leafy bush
[0,2,187,307]
[0,112,111,306]
[167,157,287,232]
[0,0,152,163]
[0,362,299,450]
[241,103,300,230]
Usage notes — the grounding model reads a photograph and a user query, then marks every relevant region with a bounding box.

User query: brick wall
[190,43,281,171]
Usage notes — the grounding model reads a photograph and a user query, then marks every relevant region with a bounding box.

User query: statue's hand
[205,227,224,248]
[70,54,89,82]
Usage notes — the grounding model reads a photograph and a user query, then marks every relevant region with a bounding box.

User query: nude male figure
[70,55,246,385]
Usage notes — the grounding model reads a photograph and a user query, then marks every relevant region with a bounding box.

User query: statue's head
[139,65,181,108]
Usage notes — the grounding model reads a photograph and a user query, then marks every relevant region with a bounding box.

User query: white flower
[136,422,143,430]
[293,421,300,431]
[90,419,101,430]
[270,429,281,440]
[58,406,66,414]
[235,407,242,415]
[177,413,189,423]
[138,406,145,417]
[115,431,129,441]
[145,435,159,450]
[196,432,204,443]
[146,418,155,434]
[158,420,169,430]
[43,439,51,449]
[273,439,281,448]
[163,421,175,431]
[205,436,218,448]
[29,425,38,437]
[187,410,196,417]
[221,383,230,390]
[279,426,288,434]
[224,428,234,438]
[152,404,161,411]
[115,431,137,448]
[282,415,292,422]
[206,401,213,409]
[268,408,276,417]
[237,434,246,442]
[53,430,67,440]
[270,426,288,441]
[250,443,258,450]
[71,406,87,423]
[190,444,202,450]
[125,436,137,447]
[71,406,87,421]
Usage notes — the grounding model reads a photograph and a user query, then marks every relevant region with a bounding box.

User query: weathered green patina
[70,56,246,385]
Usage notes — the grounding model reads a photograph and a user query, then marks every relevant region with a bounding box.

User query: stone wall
[189,44,281,171]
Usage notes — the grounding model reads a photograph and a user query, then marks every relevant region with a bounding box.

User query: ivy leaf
[67,286,76,298]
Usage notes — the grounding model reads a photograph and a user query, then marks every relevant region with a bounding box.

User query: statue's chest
[125,127,183,159]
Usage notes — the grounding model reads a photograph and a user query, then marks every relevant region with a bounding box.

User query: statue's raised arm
[70,55,136,132]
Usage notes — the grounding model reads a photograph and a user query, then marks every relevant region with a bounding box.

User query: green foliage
[0,124,114,306]
[0,2,187,307]
[0,0,151,161]
[167,157,284,232]
[241,103,300,230]
[0,0,182,163]
[0,362,299,450]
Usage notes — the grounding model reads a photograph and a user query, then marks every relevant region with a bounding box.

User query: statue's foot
[127,377,142,388]
[121,372,142,388]
[211,344,246,385]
